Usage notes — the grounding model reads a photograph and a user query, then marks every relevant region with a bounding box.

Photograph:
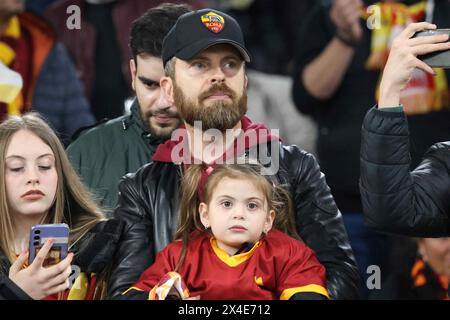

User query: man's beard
[173,82,247,132]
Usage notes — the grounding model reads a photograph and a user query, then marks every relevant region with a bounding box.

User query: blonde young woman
[0,113,122,300]
[123,162,329,300]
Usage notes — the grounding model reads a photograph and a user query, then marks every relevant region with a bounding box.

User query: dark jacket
[109,138,359,300]
[67,101,164,214]
[291,1,450,212]
[0,219,123,300]
[360,107,450,237]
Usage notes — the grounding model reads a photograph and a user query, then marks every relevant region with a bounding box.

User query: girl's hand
[9,239,74,300]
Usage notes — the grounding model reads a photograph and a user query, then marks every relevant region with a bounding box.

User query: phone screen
[29,224,69,266]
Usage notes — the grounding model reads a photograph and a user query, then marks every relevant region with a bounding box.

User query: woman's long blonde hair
[174,161,300,271]
[0,113,104,262]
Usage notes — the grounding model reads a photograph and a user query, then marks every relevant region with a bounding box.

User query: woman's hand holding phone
[8,239,74,300]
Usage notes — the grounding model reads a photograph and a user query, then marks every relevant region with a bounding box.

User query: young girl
[0,113,122,300]
[123,161,329,300]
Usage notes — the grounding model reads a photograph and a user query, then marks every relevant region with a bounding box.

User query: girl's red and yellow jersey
[126,229,328,300]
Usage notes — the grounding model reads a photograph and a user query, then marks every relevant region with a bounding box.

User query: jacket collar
[130,99,147,132]
[152,116,279,164]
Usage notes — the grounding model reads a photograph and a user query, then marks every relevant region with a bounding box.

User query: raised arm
[360,22,450,237]
[302,0,362,100]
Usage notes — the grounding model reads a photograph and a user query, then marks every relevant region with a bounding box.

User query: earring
[204,223,209,229]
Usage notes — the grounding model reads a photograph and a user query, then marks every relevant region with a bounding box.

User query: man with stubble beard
[109,8,359,300]
[66,4,191,215]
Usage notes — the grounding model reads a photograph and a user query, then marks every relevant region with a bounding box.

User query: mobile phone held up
[414,29,450,68]
[28,223,69,267]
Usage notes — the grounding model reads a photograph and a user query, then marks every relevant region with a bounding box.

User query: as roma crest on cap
[201,11,225,33]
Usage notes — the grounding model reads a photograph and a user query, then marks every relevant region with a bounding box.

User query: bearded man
[109,8,359,300]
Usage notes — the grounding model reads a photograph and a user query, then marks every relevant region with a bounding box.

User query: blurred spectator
[208,0,316,75]
[45,0,204,121]
[0,0,94,144]
[370,236,449,299]
[291,0,450,298]
[246,70,317,154]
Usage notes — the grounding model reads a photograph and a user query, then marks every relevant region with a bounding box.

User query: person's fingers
[45,279,71,296]
[338,5,361,26]
[408,33,449,46]
[9,250,29,275]
[351,22,363,40]
[342,4,362,20]
[333,0,351,11]
[415,58,437,75]
[43,252,73,279]
[399,22,436,41]
[30,239,54,270]
[331,0,357,27]
[44,265,73,289]
[411,42,450,56]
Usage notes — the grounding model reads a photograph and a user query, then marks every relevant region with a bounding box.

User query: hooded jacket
[109,116,359,299]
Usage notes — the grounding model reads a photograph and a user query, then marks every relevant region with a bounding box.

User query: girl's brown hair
[174,160,300,270]
[0,113,105,263]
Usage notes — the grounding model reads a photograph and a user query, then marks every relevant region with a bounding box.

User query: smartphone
[28,223,69,267]
[414,29,450,68]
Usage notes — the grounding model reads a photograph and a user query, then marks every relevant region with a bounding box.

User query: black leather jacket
[360,107,450,237]
[109,142,359,299]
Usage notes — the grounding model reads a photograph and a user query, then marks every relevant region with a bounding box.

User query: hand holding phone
[414,29,450,68]
[379,22,450,107]
[28,223,69,266]
[9,238,74,300]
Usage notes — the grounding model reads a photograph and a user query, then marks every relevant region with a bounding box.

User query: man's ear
[160,76,174,104]
[130,59,136,91]
[199,202,210,229]
[244,74,248,90]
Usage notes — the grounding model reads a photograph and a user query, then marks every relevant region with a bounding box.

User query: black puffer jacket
[360,107,450,237]
[0,219,123,300]
[109,142,359,299]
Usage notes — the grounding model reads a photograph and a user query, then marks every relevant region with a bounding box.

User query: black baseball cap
[162,8,251,67]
